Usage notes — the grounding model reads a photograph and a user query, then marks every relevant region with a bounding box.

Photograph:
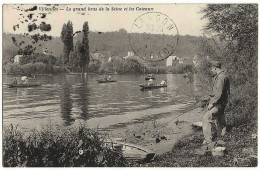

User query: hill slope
[3,32,207,64]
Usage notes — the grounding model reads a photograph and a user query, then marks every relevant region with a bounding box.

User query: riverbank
[107,106,204,155]
[107,104,257,167]
[139,122,258,167]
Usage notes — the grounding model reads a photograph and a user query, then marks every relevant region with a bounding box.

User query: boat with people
[140,79,167,90]
[98,74,116,83]
[7,84,41,88]
[140,84,167,90]
[7,76,41,88]
[97,80,117,83]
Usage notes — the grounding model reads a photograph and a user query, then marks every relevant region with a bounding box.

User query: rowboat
[7,84,41,88]
[97,80,117,83]
[140,84,167,90]
[104,139,155,161]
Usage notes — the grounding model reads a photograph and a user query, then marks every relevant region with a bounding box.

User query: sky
[3,4,208,36]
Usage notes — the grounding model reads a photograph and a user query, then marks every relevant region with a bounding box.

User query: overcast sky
[3,4,208,36]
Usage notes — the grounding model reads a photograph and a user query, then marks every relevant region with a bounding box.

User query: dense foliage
[18,53,57,65]
[97,58,193,74]
[61,21,74,64]
[3,53,63,75]
[68,42,84,72]
[99,58,144,74]
[4,62,66,75]
[81,22,90,72]
[3,124,127,167]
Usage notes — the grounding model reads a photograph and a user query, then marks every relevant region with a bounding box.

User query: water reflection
[60,76,74,126]
[166,74,175,88]
[77,76,90,120]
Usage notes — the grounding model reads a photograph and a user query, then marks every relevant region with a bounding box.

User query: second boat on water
[139,84,167,90]
[97,80,117,83]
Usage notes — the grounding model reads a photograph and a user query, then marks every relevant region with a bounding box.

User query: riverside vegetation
[3,124,127,167]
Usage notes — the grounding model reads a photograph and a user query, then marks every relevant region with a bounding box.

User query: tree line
[61,21,90,73]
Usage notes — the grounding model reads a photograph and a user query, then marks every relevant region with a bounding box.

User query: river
[3,74,196,132]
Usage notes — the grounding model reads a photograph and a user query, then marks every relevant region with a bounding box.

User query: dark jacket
[209,71,230,107]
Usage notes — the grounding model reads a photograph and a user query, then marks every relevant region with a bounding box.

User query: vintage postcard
[2,3,258,167]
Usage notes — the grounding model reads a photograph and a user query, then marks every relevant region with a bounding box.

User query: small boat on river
[7,84,41,88]
[140,84,167,90]
[104,139,155,161]
[97,80,117,83]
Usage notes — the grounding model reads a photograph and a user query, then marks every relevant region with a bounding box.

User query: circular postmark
[129,12,179,62]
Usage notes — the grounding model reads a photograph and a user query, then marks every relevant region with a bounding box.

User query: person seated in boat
[160,79,167,85]
[147,74,153,78]
[13,78,17,84]
[147,78,154,86]
[104,75,108,80]
[23,77,29,84]
[108,75,112,80]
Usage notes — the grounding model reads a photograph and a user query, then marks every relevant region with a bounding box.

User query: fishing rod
[162,104,200,127]
[161,99,209,127]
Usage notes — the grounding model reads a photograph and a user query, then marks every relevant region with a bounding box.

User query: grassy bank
[135,122,257,167]
[3,124,127,167]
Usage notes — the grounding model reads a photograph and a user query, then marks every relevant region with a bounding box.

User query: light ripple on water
[4,105,60,118]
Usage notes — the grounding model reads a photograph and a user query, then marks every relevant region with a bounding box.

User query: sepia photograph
[1,2,258,167]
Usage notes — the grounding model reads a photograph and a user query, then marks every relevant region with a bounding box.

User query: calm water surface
[3,74,196,131]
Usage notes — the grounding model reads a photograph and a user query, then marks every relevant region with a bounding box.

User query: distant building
[128,51,134,57]
[14,55,24,64]
[166,56,184,66]
[124,51,135,59]
[166,56,176,66]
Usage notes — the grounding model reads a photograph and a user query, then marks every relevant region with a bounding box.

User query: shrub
[4,62,67,75]
[3,124,127,167]
[88,59,101,73]
[19,53,57,66]
[5,63,22,75]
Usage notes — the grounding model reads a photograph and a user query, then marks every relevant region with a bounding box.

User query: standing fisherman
[202,61,230,145]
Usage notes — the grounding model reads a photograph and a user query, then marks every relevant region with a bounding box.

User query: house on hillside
[14,55,24,64]
[166,56,176,66]
[91,51,112,64]
[166,56,184,66]
[124,51,135,59]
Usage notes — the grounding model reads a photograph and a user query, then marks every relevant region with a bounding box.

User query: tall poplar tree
[81,22,90,72]
[61,21,73,64]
